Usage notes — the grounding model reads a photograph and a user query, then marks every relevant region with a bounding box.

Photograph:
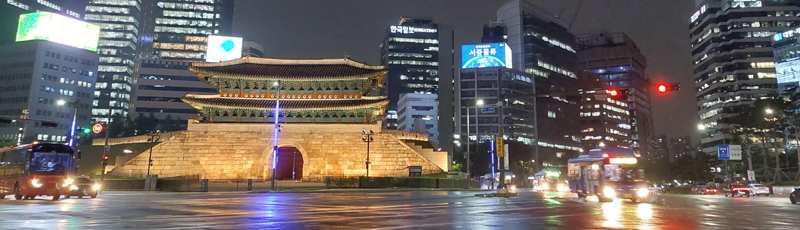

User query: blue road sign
[481,107,496,114]
[717,144,730,160]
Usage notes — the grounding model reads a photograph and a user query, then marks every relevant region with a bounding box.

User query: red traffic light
[102,155,109,160]
[657,84,667,93]
[609,89,619,97]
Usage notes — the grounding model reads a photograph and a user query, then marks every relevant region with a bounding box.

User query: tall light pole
[465,99,483,180]
[57,99,80,146]
[146,131,160,176]
[362,130,374,178]
[271,81,281,191]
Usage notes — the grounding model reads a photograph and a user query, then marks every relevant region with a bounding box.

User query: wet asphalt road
[0,190,798,229]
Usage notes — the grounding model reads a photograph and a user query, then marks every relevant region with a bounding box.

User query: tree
[161,114,181,132]
[674,152,715,182]
[0,139,14,148]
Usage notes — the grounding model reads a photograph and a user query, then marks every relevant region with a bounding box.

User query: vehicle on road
[703,186,719,195]
[65,178,100,199]
[568,147,650,202]
[534,168,567,192]
[691,183,707,194]
[0,142,78,201]
[791,187,799,204]
[725,185,750,198]
[749,184,770,196]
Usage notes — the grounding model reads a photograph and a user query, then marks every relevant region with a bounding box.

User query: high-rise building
[380,18,440,129]
[83,0,142,122]
[669,136,694,161]
[138,0,235,61]
[131,40,262,124]
[652,135,670,162]
[458,67,582,165]
[380,17,456,160]
[0,12,99,144]
[397,93,439,143]
[773,27,800,91]
[577,73,633,151]
[491,0,582,161]
[576,33,653,156]
[691,0,800,152]
[1,0,86,45]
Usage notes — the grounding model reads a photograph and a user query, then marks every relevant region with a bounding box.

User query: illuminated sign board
[690,5,707,23]
[15,12,100,52]
[608,158,637,165]
[390,25,437,34]
[206,35,243,62]
[776,59,800,85]
[775,27,800,42]
[461,43,512,69]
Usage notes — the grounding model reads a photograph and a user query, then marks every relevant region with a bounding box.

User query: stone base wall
[109,122,446,180]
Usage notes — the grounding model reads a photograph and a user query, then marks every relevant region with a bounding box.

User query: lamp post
[57,99,80,146]
[271,81,281,191]
[465,99,484,179]
[362,130,375,178]
[146,131,161,176]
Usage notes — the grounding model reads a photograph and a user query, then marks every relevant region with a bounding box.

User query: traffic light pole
[498,100,506,190]
[101,104,111,182]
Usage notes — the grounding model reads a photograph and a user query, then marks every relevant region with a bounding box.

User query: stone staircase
[405,140,448,172]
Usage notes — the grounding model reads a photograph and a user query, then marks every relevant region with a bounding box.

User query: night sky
[231,0,698,140]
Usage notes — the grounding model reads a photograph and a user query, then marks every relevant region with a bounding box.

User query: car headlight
[64,178,73,186]
[603,187,616,198]
[92,184,101,190]
[31,179,43,188]
[542,183,549,190]
[509,185,517,191]
[70,185,78,190]
[637,188,649,197]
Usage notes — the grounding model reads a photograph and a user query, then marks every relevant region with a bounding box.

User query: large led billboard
[206,35,243,62]
[461,43,512,69]
[15,12,100,52]
[776,58,800,87]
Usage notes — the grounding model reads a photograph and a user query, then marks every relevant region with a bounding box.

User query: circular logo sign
[92,123,104,134]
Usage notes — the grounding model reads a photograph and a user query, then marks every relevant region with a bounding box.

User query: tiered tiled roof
[189,57,387,83]
[182,94,389,111]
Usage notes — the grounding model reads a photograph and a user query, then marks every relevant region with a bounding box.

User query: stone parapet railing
[92,132,179,146]
[384,130,429,142]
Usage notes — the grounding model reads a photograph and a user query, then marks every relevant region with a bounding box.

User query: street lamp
[362,130,374,178]
[146,131,160,177]
[271,80,281,192]
[58,99,79,146]
[765,108,774,114]
[465,99,484,179]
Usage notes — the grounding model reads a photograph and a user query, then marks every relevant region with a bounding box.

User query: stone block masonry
[107,121,446,180]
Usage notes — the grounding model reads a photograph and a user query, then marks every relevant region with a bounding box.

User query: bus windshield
[29,151,72,174]
[604,164,644,184]
[27,144,74,175]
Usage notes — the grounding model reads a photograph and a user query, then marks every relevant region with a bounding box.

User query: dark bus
[0,142,78,201]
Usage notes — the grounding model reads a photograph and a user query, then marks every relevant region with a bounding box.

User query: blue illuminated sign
[461,43,512,69]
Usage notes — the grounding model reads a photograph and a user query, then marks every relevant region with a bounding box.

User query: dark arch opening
[276,146,303,180]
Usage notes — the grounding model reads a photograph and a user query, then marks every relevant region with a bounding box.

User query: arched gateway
[276,146,303,180]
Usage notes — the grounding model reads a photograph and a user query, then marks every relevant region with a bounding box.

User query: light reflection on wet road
[0,190,798,229]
